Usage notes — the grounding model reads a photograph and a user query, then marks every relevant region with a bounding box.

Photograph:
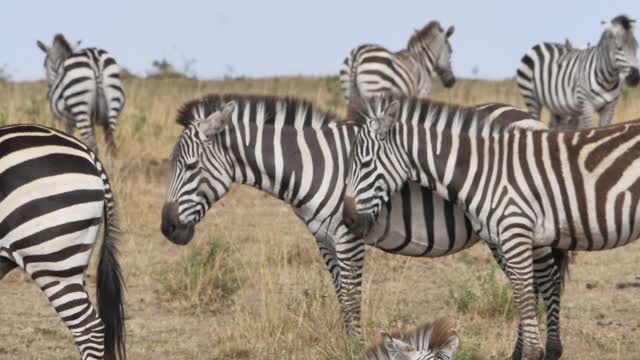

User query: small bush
[448,262,517,319]
[161,238,241,308]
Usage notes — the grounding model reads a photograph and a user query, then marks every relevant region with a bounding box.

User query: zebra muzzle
[161,201,195,245]
[625,67,640,87]
[343,196,375,238]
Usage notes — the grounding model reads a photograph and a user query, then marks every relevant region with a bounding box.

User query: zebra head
[408,21,456,89]
[343,96,410,238]
[161,100,237,245]
[602,15,639,86]
[36,34,81,86]
[366,320,459,360]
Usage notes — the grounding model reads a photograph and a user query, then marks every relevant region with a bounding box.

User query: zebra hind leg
[78,124,99,155]
[33,275,106,360]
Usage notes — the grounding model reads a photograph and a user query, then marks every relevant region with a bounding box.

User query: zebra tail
[551,249,572,292]
[96,185,126,359]
[348,54,361,101]
[95,81,110,130]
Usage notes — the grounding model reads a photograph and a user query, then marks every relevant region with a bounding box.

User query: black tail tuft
[551,249,572,292]
[97,203,126,360]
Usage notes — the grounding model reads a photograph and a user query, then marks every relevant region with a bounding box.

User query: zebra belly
[364,183,478,257]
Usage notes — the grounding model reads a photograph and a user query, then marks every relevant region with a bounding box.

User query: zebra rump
[0,125,125,359]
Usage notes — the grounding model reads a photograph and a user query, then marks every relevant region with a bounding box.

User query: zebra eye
[184,160,198,171]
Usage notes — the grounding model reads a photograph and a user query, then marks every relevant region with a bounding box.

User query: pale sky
[3,1,639,81]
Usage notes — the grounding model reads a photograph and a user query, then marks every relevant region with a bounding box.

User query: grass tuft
[161,238,242,308]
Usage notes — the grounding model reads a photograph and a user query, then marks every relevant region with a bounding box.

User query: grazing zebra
[342,93,640,359]
[0,125,125,359]
[366,319,459,360]
[517,15,639,129]
[340,21,455,103]
[159,94,566,353]
[37,34,126,155]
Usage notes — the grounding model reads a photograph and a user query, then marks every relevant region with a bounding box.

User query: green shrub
[161,238,241,307]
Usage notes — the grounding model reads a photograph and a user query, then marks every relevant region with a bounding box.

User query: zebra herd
[0,13,638,360]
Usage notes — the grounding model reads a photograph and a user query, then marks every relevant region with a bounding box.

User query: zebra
[0,124,125,359]
[342,93,640,359]
[516,15,639,129]
[366,319,459,360]
[159,94,567,355]
[340,21,455,103]
[37,34,126,155]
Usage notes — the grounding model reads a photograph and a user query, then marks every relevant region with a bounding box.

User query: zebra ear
[437,335,460,359]
[381,332,413,359]
[446,25,455,38]
[198,100,237,138]
[36,40,49,53]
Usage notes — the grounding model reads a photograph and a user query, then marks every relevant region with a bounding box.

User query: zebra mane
[175,94,339,129]
[365,319,458,359]
[407,21,444,50]
[347,94,532,135]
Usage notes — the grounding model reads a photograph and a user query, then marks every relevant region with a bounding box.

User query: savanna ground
[0,77,639,359]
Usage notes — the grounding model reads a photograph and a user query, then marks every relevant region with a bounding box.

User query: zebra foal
[340,21,455,103]
[0,125,125,359]
[343,94,640,359]
[517,15,639,128]
[366,319,459,360]
[37,34,126,155]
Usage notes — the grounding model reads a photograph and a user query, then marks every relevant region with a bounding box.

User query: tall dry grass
[0,77,639,359]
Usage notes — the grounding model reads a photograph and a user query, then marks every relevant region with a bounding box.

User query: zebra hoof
[544,337,562,360]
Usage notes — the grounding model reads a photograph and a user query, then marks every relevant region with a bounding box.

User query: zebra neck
[408,47,435,78]
[593,41,620,90]
[395,107,490,212]
[224,121,352,208]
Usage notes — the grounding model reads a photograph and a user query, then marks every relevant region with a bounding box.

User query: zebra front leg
[34,276,106,360]
[335,228,365,343]
[313,235,347,327]
[576,103,596,129]
[597,100,617,127]
[501,236,544,360]
[490,245,547,360]
[533,247,564,360]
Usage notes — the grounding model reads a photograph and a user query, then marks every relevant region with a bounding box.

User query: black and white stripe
[0,125,125,360]
[340,21,455,103]
[343,94,640,359]
[517,15,639,128]
[159,94,566,351]
[37,34,126,155]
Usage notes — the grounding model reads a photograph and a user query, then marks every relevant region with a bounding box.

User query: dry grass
[0,77,639,359]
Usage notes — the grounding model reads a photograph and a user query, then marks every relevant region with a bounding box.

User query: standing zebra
[366,319,459,360]
[0,124,126,360]
[343,94,640,359]
[340,21,455,103]
[159,94,566,355]
[37,34,126,155]
[517,15,639,129]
